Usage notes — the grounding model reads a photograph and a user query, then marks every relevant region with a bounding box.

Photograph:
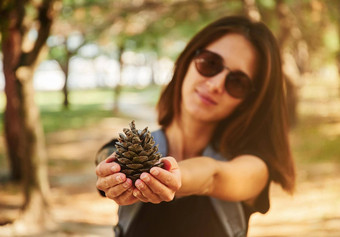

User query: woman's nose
[206,71,227,94]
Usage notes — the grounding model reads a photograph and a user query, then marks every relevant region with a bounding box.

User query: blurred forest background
[0,0,339,236]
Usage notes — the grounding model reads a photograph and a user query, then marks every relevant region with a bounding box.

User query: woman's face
[181,33,258,123]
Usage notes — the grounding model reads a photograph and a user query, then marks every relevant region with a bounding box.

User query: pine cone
[115,120,163,182]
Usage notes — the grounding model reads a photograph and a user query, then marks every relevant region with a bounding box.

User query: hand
[95,153,138,205]
[132,156,182,204]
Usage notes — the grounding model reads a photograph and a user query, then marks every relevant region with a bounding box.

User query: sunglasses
[193,49,255,99]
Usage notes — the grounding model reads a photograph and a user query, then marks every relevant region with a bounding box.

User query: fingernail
[141,173,150,182]
[151,168,159,176]
[133,190,138,196]
[123,181,130,188]
[135,180,144,189]
[111,164,119,172]
[116,175,122,182]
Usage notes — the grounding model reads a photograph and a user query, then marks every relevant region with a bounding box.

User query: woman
[95,16,295,237]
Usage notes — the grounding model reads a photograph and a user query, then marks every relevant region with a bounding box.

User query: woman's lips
[196,90,217,105]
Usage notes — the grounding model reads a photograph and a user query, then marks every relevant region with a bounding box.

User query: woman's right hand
[95,153,139,205]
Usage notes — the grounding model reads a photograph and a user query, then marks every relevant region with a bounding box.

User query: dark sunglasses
[193,49,255,99]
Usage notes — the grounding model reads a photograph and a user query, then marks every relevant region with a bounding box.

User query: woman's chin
[185,109,221,123]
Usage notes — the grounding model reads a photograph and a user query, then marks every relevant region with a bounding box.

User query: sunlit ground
[0,69,340,236]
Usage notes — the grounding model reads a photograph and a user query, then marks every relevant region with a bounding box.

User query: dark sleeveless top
[95,129,270,237]
[126,195,226,237]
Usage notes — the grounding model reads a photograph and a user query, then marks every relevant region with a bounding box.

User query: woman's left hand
[132,156,181,204]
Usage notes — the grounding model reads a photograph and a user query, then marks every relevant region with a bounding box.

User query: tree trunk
[149,52,158,85]
[16,66,52,231]
[0,0,56,234]
[60,43,71,109]
[57,36,87,109]
[113,43,125,113]
[2,16,23,181]
[62,73,70,109]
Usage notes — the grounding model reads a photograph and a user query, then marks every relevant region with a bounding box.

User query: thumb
[160,156,179,171]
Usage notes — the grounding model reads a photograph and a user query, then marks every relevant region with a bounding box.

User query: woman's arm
[178,155,269,202]
[135,155,268,204]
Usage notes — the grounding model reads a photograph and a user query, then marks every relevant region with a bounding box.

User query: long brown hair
[157,16,295,193]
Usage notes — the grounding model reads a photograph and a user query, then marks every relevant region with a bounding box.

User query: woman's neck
[165,115,218,161]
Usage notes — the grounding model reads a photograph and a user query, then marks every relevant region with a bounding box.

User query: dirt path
[1,105,340,236]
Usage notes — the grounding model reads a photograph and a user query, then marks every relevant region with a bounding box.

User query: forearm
[95,140,117,165]
[176,157,219,197]
[176,155,269,202]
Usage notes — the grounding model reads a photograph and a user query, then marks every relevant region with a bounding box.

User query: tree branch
[20,0,57,67]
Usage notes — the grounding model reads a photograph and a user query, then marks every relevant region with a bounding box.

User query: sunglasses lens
[225,72,252,99]
[195,51,223,77]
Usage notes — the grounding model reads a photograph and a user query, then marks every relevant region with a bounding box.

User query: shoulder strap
[209,198,247,237]
[151,129,168,157]
[203,145,247,237]
[115,202,142,237]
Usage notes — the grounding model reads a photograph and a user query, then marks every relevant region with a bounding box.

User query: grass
[40,103,113,133]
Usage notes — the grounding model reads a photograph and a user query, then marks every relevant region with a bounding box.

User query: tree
[0,0,57,234]
[49,0,238,111]
[48,0,167,110]
[48,33,86,109]
[48,0,109,109]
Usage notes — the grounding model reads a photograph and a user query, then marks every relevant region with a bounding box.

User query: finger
[96,159,121,177]
[140,173,174,202]
[150,166,181,190]
[135,179,161,203]
[105,177,133,198]
[114,188,139,206]
[107,152,117,160]
[160,156,179,171]
[133,189,149,203]
[96,173,128,191]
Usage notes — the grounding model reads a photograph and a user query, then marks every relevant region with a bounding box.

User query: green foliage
[127,1,244,59]
[49,45,67,64]
[257,0,275,9]
[323,27,340,52]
